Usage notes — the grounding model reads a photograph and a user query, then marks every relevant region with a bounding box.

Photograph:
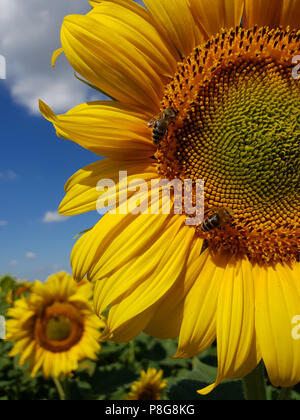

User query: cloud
[0,170,17,181]
[0,0,99,115]
[52,264,63,271]
[25,252,37,260]
[9,260,18,266]
[0,221,8,226]
[42,211,69,223]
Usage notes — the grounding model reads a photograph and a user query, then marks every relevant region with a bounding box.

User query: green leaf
[188,359,218,383]
[0,275,16,292]
[168,377,244,401]
[290,390,300,401]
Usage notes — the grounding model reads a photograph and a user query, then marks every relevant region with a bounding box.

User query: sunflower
[40,0,300,393]
[6,272,104,378]
[127,368,167,400]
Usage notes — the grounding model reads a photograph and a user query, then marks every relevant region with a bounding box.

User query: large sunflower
[40,0,300,392]
[6,272,104,378]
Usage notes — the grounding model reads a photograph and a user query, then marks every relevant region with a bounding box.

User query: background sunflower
[5,272,104,379]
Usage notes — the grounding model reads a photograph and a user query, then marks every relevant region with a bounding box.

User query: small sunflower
[127,368,167,400]
[40,0,300,392]
[6,272,104,378]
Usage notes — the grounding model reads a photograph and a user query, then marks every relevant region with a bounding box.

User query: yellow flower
[6,272,104,378]
[40,0,300,392]
[127,368,167,400]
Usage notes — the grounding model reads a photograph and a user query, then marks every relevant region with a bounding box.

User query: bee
[147,108,177,146]
[201,207,234,232]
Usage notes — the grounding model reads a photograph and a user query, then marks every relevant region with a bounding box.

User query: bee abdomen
[152,127,167,144]
[201,214,220,232]
[153,133,164,144]
[153,128,166,136]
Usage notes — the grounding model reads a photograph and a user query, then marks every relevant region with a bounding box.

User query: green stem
[242,364,267,401]
[192,356,198,370]
[53,376,66,401]
[277,387,291,401]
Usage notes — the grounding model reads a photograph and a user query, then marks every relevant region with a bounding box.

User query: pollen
[156,26,300,265]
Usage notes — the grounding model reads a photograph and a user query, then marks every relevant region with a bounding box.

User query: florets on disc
[155,26,300,265]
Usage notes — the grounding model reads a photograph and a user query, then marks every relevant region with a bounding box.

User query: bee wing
[204,207,218,216]
[147,118,156,128]
[147,112,163,128]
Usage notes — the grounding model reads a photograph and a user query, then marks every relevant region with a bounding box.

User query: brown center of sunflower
[35,301,84,353]
[137,385,160,400]
[155,26,300,265]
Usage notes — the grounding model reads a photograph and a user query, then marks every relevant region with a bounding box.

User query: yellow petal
[143,0,200,58]
[79,180,179,283]
[39,100,155,161]
[9,337,31,358]
[59,159,157,216]
[89,0,149,19]
[51,48,64,68]
[71,212,135,281]
[104,303,160,343]
[30,348,45,378]
[18,340,36,366]
[199,257,260,395]
[255,262,300,387]
[42,352,53,379]
[244,0,280,28]
[190,0,244,39]
[61,13,163,111]
[144,236,204,339]
[93,216,187,316]
[280,0,300,28]
[71,182,175,282]
[176,252,227,358]
[101,220,196,337]
[89,2,177,77]
[243,0,300,28]
[90,213,173,283]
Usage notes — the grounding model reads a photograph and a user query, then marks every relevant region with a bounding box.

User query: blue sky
[0,82,100,281]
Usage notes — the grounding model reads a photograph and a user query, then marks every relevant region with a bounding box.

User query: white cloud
[25,252,37,260]
[9,260,18,266]
[0,221,8,226]
[52,264,63,270]
[0,0,98,115]
[0,170,17,181]
[42,211,69,223]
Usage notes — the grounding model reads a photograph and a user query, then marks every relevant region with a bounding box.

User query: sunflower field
[1,274,300,401]
[1,0,300,404]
